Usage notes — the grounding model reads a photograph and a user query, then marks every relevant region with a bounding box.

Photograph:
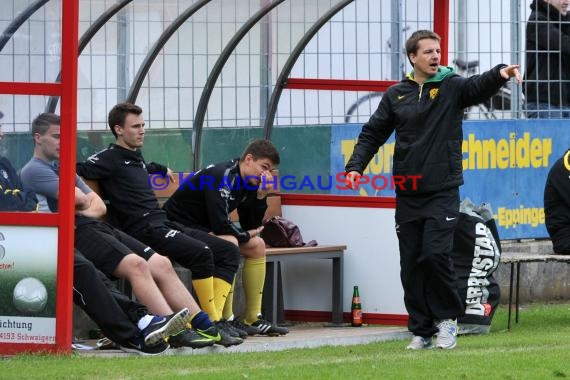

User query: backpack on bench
[261,216,317,248]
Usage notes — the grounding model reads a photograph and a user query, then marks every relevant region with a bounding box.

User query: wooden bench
[85,173,347,324]
[500,251,570,329]
[262,245,346,324]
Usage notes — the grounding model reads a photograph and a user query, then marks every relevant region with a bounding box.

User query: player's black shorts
[127,218,239,282]
[75,220,156,278]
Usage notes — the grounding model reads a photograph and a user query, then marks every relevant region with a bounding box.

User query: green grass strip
[2,303,570,380]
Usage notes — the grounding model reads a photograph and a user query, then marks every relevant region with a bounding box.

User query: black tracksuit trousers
[73,250,146,345]
[395,187,465,338]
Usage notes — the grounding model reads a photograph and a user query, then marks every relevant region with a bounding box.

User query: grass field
[2,302,570,379]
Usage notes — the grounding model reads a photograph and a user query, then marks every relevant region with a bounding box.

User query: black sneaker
[250,316,289,336]
[195,325,243,347]
[142,308,189,346]
[215,320,241,338]
[96,337,119,350]
[222,319,248,339]
[169,328,214,349]
[213,322,244,347]
[195,325,221,341]
[120,334,169,355]
[230,318,258,336]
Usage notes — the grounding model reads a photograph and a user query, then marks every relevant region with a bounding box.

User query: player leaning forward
[344,30,521,350]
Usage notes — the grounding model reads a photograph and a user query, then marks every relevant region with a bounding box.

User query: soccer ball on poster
[12,277,48,314]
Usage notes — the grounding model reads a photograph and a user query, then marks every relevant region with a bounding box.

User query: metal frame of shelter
[0,0,450,354]
[0,0,78,355]
[4,0,449,169]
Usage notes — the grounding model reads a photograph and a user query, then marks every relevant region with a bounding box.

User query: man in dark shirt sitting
[76,103,244,344]
[0,111,37,212]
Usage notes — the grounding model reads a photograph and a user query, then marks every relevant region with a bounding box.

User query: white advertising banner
[0,226,58,344]
[0,317,56,344]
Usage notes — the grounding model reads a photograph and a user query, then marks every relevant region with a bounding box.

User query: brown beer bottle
[351,285,363,327]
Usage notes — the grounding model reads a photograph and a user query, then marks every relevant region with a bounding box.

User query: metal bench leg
[277,262,284,324]
[507,262,514,330]
[331,256,343,325]
[272,261,279,324]
[262,261,276,323]
[515,262,521,324]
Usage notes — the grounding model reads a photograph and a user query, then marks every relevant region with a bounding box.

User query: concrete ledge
[77,324,409,357]
[501,240,555,254]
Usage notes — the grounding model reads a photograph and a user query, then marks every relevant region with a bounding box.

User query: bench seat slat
[266,245,346,256]
[500,252,570,264]
[500,250,570,329]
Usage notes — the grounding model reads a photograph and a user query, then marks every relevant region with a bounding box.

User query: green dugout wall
[6,117,568,240]
[75,126,333,195]
[4,126,330,181]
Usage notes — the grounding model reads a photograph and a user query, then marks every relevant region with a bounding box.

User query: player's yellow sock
[222,279,236,320]
[242,256,266,325]
[213,276,232,319]
[192,276,219,321]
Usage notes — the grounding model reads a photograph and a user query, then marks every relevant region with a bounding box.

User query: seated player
[74,250,188,355]
[164,139,289,336]
[0,111,38,212]
[21,113,224,348]
[76,103,245,344]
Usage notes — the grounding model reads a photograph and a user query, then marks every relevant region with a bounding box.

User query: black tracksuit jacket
[0,156,38,211]
[544,150,570,240]
[76,144,169,233]
[345,65,508,195]
[163,159,266,244]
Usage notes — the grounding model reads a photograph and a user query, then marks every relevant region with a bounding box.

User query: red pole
[56,0,79,353]
[433,0,450,66]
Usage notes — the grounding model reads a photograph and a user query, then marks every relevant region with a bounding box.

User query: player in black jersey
[164,139,289,336]
[77,103,243,345]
